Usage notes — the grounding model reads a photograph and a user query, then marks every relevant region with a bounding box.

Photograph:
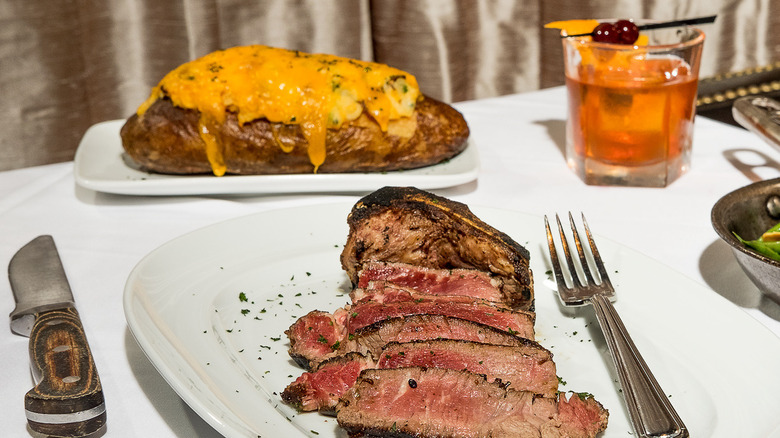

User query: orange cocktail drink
[562,23,704,187]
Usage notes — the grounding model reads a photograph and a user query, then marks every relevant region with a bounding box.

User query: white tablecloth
[2,87,779,437]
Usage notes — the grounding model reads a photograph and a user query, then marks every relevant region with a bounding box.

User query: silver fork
[545,212,688,438]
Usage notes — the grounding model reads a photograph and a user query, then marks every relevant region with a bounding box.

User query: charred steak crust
[340,186,533,310]
[120,96,469,175]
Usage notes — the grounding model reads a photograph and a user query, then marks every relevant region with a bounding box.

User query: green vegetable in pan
[734,222,780,261]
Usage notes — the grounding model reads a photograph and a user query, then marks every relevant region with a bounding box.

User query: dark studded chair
[697,62,780,127]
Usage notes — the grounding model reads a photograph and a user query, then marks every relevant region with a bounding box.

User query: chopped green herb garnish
[575,391,593,401]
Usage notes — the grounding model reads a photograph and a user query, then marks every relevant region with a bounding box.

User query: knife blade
[8,235,106,437]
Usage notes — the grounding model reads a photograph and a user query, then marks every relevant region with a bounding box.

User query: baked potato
[120,45,470,176]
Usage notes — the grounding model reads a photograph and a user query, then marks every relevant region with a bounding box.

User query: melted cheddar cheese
[137,45,421,175]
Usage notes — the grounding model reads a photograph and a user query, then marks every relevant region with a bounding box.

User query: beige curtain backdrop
[1,0,779,171]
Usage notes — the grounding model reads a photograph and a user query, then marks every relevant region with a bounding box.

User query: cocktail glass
[562,22,705,187]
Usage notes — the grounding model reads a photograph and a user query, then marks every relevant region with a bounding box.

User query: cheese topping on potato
[137,45,420,175]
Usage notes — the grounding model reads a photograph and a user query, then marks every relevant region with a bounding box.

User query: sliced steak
[289,313,537,370]
[282,338,558,414]
[287,297,534,370]
[356,261,511,305]
[340,186,534,310]
[336,367,608,438]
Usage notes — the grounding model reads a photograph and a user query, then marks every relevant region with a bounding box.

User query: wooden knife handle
[25,308,106,437]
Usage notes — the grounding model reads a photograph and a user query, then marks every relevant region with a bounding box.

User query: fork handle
[590,294,688,438]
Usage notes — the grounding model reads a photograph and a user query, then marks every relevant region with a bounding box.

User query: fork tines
[545,212,614,305]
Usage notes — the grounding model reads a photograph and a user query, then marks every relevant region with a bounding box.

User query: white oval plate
[123,203,780,437]
[74,121,479,196]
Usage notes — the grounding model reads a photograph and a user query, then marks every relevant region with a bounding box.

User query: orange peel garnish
[544,19,599,36]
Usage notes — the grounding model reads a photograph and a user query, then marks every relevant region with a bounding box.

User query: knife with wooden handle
[8,235,106,437]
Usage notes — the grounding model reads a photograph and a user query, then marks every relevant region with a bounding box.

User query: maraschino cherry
[592,19,639,44]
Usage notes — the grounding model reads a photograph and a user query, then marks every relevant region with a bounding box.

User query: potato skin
[119,96,469,175]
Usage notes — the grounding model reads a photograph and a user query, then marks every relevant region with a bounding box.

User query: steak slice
[285,310,347,370]
[344,315,540,360]
[336,367,608,438]
[378,339,557,397]
[356,261,511,305]
[282,338,558,414]
[281,352,372,414]
[351,280,520,312]
[287,296,535,370]
[346,289,534,337]
[340,186,534,310]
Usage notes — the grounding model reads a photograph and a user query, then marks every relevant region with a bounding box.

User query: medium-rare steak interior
[337,367,608,438]
[281,186,608,437]
[282,338,558,414]
[356,261,512,305]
